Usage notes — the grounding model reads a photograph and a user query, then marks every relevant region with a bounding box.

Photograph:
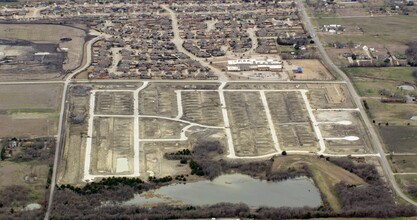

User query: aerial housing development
[0,0,417,219]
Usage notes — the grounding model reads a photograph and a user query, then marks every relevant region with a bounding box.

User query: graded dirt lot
[140,118,187,139]
[0,84,62,137]
[139,84,178,118]
[266,91,318,152]
[225,91,275,156]
[181,91,224,127]
[95,92,133,115]
[0,24,86,73]
[288,59,335,81]
[306,84,356,109]
[91,117,134,175]
[315,111,373,154]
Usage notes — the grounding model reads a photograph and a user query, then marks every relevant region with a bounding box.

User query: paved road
[0,79,347,85]
[44,34,104,220]
[297,0,417,206]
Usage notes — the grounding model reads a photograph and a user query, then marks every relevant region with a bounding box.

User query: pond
[125,174,322,208]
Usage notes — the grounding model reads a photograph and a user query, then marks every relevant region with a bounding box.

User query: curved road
[297,0,417,206]
[161,5,227,81]
[44,34,104,220]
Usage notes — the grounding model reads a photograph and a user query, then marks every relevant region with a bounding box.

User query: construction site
[58,81,374,185]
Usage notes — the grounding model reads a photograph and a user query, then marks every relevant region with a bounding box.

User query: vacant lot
[307,84,356,109]
[0,24,86,73]
[288,59,335,81]
[181,91,223,127]
[366,98,417,126]
[379,126,417,153]
[0,84,62,137]
[266,91,318,151]
[140,118,186,139]
[139,84,178,118]
[95,92,133,115]
[225,91,275,156]
[91,117,134,175]
[345,67,417,97]
[315,16,417,51]
[0,160,49,203]
[391,155,417,173]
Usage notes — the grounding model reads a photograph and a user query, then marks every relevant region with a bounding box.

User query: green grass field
[379,126,417,153]
[314,16,417,47]
[366,98,417,125]
[390,155,417,173]
[344,67,417,97]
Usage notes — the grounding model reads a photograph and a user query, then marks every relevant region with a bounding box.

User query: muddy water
[125,174,322,208]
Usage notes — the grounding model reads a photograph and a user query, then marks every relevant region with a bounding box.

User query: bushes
[149,176,173,183]
[328,157,380,184]
[329,157,416,218]
[408,185,417,198]
[165,149,192,161]
[58,176,147,195]
[189,160,204,176]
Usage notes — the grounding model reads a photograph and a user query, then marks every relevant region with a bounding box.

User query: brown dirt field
[289,59,335,80]
[0,84,62,137]
[0,84,62,109]
[0,24,86,71]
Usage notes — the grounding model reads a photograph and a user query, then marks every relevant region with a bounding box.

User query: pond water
[125,174,322,208]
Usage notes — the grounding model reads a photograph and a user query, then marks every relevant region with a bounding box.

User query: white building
[227,59,283,72]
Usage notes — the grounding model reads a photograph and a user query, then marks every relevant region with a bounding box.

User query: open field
[0,24,86,80]
[0,84,62,137]
[271,155,367,212]
[0,160,49,203]
[344,67,417,97]
[366,99,417,126]
[391,156,417,173]
[379,126,417,153]
[288,59,335,81]
[314,16,417,50]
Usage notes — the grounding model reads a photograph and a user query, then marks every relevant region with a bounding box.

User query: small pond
[125,174,322,208]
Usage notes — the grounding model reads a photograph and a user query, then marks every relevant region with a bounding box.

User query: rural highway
[297,0,417,206]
